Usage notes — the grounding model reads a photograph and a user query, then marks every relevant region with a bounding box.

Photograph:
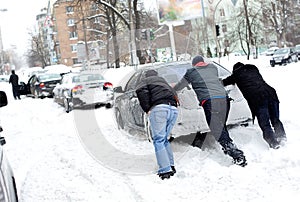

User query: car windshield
[72,74,104,83]
[38,73,61,81]
[274,48,288,55]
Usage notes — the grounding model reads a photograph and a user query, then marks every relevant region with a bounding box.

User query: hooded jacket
[222,63,279,120]
[136,70,178,113]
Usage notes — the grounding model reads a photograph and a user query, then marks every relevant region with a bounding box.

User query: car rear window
[39,74,61,81]
[73,74,104,82]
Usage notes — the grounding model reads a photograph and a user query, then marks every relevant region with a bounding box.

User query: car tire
[270,63,275,67]
[105,103,112,109]
[115,108,124,130]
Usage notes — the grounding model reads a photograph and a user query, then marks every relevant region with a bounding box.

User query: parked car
[19,72,62,98]
[295,44,300,59]
[0,75,9,82]
[270,47,298,67]
[0,91,19,202]
[265,47,279,56]
[113,61,252,140]
[53,72,114,113]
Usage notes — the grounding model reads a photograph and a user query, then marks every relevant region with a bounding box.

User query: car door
[123,71,145,129]
[28,75,37,95]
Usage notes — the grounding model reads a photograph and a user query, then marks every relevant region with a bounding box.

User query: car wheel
[115,108,124,130]
[64,98,71,113]
[105,103,112,108]
[288,58,292,63]
[270,63,275,67]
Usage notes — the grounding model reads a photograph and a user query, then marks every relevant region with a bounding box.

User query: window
[222,24,227,33]
[219,8,225,17]
[66,6,74,13]
[70,44,77,52]
[91,3,99,11]
[69,31,78,39]
[72,58,79,64]
[94,17,101,24]
[125,72,142,91]
[67,19,75,26]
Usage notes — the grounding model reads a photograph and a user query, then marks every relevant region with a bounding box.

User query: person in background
[136,70,179,180]
[9,70,21,100]
[222,62,286,149]
[174,55,247,167]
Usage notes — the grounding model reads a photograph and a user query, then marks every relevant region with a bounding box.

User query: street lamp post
[0,9,8,71]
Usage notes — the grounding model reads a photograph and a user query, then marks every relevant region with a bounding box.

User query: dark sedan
[19,73,62,98]
[113,61,252,140]
[0,91,19,202]
[53,72,114,113]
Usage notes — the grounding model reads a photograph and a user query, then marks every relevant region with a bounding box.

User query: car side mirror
[0,137,6,145]
[0,91,8,107]
[114,86,124,93]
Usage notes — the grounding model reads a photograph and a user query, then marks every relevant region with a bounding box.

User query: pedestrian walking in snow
[174,55,247,167]
[9,70,21,100]
[222,62,286,149]
[136,70,179,180]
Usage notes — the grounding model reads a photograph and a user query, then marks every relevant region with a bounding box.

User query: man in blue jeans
[136,70,179,180]
[223,62,286,149]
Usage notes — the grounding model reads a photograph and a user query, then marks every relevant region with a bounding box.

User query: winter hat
[192,55,204,66]
[233,62,244,71]
[145,69,158,77]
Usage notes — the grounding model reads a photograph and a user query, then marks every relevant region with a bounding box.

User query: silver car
[53,72,114,112]
[270,47,298,67]
[113,61,252,140]
[0,91,18,202]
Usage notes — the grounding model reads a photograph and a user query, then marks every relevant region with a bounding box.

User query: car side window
[125,72,141,91]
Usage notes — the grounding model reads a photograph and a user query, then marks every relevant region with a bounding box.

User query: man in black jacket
[9,70,21,100]
[222,62,286,149]
[174,55,247,167]
[136,70,179,180]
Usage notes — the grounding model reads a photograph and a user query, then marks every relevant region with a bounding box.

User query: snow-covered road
[1,57,300,201]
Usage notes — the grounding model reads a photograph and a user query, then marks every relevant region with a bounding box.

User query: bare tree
[26,32,48,67]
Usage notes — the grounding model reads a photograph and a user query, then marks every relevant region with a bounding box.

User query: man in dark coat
[174,55,247,167]
[222,62,286,149]
[9,70,21,100]
[136,70,179,180]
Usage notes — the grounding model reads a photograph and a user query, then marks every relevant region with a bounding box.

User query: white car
[0,91,18,202]
[53,72,114,112]
[265,47,279,56]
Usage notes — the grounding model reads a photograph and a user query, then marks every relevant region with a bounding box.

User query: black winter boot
[220,141,247,167]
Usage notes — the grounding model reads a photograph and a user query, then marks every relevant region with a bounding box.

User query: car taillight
[39,83,45,88]
[72,85,83,93]
[103,82,113,90]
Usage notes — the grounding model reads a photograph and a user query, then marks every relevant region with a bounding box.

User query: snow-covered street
[1,56,300,201]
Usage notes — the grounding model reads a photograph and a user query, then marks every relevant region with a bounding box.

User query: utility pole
[128,0,138,68]
[0,9,8,70]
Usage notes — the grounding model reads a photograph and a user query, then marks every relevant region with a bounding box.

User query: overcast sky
[0,0,49,54]
[0,0,156,56]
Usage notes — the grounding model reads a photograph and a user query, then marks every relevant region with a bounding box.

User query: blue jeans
[255,98,286,143]
[149,104,178,174]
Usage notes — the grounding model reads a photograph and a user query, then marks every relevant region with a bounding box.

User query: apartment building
[51,0,104,67]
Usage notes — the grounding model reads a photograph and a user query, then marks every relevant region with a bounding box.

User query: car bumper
[72,90,114,106]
